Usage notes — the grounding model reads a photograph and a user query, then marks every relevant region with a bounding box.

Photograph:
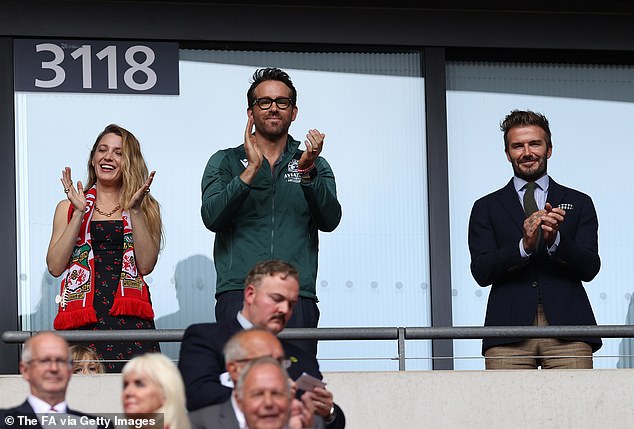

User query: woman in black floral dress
[47,124,162,372]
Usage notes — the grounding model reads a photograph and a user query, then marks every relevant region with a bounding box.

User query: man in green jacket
[201,67,342,356]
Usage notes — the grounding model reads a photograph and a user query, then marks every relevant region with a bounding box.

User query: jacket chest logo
[285,159,301,183]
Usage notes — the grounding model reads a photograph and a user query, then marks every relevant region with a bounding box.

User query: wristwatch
[324,404,336,424]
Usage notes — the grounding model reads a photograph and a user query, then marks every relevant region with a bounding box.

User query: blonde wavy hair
[122,353,190,429]
[86,124,162,247]
[69,345,105,374]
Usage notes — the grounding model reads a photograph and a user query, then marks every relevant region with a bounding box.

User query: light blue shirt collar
[513,174,550,194]
[237,311,254,329]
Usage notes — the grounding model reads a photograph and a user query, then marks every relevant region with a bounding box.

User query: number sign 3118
[14,39,179,95]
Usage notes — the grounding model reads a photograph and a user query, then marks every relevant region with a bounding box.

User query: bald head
[224,328,285,384]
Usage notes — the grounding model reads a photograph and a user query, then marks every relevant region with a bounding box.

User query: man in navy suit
[179,259,344,427]
[468,110,601,369]
[0,332,111,429]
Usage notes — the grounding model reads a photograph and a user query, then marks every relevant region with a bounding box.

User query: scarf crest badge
[64,243,91,296]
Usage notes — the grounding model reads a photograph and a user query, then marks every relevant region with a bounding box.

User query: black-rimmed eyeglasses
[251,97,294,110]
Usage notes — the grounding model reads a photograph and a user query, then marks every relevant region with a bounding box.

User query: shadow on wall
[617,293,634,368]
[21,270,59,331]
[155,254,217,360]
[21,256,216,363]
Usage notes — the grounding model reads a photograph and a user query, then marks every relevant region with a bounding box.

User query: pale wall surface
[1,370,633,429]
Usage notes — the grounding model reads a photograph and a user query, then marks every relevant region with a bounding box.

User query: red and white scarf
[54,186,155,330]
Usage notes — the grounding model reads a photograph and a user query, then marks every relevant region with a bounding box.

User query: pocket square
[558,203,574,211]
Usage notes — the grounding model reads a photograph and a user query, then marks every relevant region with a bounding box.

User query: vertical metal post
[424,47,454,370]
[0,37,19,374]
[398,327,406,371]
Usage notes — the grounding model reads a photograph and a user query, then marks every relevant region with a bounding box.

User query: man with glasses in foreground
[1,332,112,428]
[200,67,342,358]
[179,260,344,428]
[189,329,316,429]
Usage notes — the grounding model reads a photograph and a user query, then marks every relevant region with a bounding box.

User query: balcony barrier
[4,325,634,370]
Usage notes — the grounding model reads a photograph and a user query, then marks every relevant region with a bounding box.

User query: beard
[512,155,548,181]
[253,112,292,141]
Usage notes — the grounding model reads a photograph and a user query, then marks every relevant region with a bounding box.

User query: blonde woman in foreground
[122,353,190,429]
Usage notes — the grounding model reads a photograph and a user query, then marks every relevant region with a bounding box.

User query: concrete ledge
[2,370,633,428]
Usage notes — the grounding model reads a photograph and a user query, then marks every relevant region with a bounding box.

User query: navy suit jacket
[0,400,113,429]
[468,178,602,354]
[179,318,323,410]
[178,319,344,428]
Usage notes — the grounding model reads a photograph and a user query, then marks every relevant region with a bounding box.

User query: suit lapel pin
[558,203,573,211]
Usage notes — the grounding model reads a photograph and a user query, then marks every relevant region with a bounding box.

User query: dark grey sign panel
[14,39,179,95]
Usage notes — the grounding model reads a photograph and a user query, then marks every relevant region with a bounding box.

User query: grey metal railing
[4,325,634,370]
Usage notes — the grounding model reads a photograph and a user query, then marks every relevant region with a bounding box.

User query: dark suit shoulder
[181,320,242,353]
[5,401,33,414]
[184,319,241,336]
[282,340,322,381]
[549,179,593,200]
[179,319,240,411]
[0,401,35,429]
[473,180,514,205]
[1,402,112,429]
[183,320,224,335]
[0,403,38,429]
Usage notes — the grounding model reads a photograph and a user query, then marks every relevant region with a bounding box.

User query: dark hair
[247,68,297,108]
[500,110,552,151]
[244,259,299,289]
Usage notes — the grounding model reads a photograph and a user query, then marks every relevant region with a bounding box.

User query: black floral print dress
[76,220,160,372]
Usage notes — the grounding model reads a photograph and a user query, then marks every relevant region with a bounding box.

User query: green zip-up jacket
[201,135,342,300]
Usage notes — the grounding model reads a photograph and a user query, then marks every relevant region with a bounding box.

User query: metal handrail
[4,325,634,370]
[5,325,634,343]
[1,328,399,343]
[404,325,634,339]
